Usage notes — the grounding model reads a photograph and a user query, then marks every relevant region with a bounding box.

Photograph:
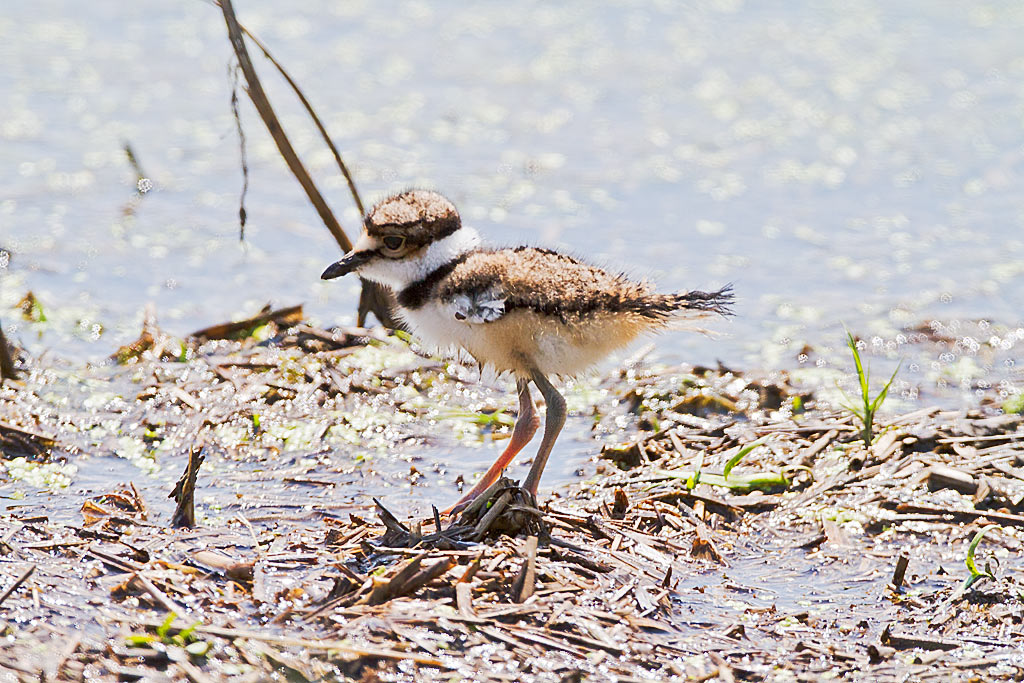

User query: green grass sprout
[125,614,209,656]
[838,331,900,447]
[964,524,998,589]
[944,524,1000,605]
[685,451,705,490]
[723,436,769,480]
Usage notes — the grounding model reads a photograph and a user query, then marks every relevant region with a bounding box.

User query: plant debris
[1,311,1023,680]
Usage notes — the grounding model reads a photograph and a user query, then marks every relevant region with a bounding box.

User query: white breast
[398,304,646,378]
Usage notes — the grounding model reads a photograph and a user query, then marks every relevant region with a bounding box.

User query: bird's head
[321,189,474,289]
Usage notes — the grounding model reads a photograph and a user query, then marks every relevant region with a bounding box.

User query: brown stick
[891,555,909,591]
[134,572,185,616]
[219,0,349,251]
[170,446,204,528]
[0,322,17,381]
[189,304,303,341]
[357,282,401,328]
[512,535,538,602]
[113,616,450,667]
[217,0,399,328]
[234,25,364,217]
[0,564,35,606]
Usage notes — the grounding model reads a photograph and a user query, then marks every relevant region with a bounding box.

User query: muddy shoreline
[1,313,1023,681]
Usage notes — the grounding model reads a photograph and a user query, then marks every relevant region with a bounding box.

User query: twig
[0,564,36,606]
[471,490,512,541]
[170,446,205,528]
[233,23,363,216]
[228,63,250,239]
[112,616,451,667]
[881,625,959,651]
[85,546,145,573]
[216,0,400,328]
[134,572,185,616]
[390,556,456,600]
[123,142,148,183]
[190,304,303,341]
[889,503,1024,529]
[512,535,538,602]
[457,553,484,583]
[891,555,909,591]
[0,322,18,381]
[218,0,349,251]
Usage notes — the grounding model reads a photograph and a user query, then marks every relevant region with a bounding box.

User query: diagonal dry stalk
[233,24,364,218]
[217,0,400,328]
[0,321,17,381]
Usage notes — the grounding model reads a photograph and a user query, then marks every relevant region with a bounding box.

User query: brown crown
[364,189,461,248]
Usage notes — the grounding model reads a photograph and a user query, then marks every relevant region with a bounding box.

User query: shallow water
[2,1,1022,388]
[3,2,1024,642]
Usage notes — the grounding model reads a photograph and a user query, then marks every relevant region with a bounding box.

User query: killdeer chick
[322,189,732,513]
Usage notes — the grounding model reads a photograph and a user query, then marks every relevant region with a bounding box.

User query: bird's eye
[382,235,405,251]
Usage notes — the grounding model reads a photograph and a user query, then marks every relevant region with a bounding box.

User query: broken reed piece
[891,555,909,591]
[511,535,539,603]
[170,445,205,528]
[0,321,18,381]
[880,625,959,652]
[189,304,304,342]
[193,550,255,584]
[926,465,978,495]
[926,464,1020,507]
[216,0,400,328]
[359,553,456,606]
[471,490,513,541]
[0,564,35,607]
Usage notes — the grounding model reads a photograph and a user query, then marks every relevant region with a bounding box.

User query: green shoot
[723,436,768,479]
[946,524,1000,604]
[156,613,176,640]
[19,293,47,323]
[654,468,788,493]
[32,299,47,322]
[470,410,514,429]
[685,451,705,490]
[838,331,900,447]
[125,613,208,654]
[1002,392,1024,415]
[442,409,515,430]
[964,524,998,587]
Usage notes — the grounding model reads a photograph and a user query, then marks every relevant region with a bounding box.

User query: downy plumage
[322,189,732,511]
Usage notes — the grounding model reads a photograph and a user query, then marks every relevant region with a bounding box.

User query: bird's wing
[449,288,507,323]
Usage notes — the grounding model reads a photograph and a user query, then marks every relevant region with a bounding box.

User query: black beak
[321,250,374,279]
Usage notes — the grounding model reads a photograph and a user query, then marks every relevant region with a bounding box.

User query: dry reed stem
[0,322,17,380]
[216,0,399,328]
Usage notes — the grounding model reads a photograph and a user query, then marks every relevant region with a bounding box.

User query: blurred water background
[2,0,1023,406]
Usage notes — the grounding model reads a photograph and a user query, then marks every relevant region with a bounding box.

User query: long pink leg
[522,369,566,497]
[444,379,539,515]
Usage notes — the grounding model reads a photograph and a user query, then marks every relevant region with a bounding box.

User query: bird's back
[394,246,727,377]
[436,247,657,321]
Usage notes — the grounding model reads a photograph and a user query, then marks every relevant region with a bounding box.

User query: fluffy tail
[624,284,733,325]
[671,283,734,316]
